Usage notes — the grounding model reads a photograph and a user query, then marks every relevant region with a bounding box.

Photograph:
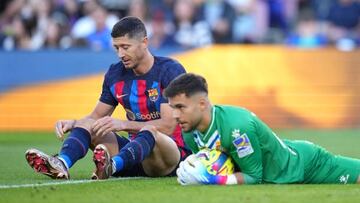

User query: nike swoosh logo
[116,94,127,99]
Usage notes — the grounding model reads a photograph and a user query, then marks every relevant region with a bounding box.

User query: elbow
[250,174,263,184]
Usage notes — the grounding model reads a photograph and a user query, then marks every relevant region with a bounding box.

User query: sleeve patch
[232,132,254,158]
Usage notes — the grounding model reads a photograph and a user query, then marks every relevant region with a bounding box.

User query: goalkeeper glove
[176,154,237,185]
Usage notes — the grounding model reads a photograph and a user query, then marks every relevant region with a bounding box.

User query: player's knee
[74,118,95,132]
[140,125,158,138]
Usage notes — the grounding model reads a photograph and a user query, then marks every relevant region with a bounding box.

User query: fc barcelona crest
[147,88,159,102]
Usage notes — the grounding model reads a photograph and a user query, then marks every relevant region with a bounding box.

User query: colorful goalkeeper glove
[176,154,237,185]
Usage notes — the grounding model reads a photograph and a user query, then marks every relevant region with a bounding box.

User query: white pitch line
[0,177,144,189]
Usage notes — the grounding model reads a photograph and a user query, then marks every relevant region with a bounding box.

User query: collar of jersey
[196,106,216,140]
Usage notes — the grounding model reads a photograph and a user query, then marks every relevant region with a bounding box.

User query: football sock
[58,127,91,169]
[111,130,155,174]
[110,135,130,172]
[116,134,130,149]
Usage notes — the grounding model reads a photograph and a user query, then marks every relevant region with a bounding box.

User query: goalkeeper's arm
[177,155,262,185]
[228,172,262,185]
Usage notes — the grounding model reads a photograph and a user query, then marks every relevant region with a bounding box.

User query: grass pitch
[0,130,360,203]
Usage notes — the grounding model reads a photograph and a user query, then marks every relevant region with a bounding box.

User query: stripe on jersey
[122,81,133,119]
[194,132,205,148]
[137,80,150,117]
[129,81,141,120]
[203,107,216,141]
[207,131,220,149]
[114,81,125,106]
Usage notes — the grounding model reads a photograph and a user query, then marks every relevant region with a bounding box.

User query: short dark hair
[111,16,147,39]
[164,73,208,98]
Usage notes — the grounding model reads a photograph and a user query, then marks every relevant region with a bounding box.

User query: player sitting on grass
[163,73,360,185]
[25,16,191,180]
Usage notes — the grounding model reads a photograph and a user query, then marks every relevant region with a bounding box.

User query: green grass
[0,130,360,203]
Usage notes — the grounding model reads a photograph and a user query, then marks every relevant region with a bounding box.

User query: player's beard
[123,59,136,69]
[126,63,136,70]
[182,117,202,133]
[124,52,142,70]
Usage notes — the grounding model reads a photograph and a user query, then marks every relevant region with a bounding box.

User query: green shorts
[303,145,360,184]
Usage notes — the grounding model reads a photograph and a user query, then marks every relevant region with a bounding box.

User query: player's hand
[92,116,124,137]
[176,155,200,185]
[55,119,76,141]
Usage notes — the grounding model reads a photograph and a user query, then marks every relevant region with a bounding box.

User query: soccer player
[164,73,360,185]
[25,16,191,180]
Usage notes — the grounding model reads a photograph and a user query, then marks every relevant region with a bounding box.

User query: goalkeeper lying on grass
[163,73,360,185]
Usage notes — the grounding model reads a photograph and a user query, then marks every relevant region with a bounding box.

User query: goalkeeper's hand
[176,154,237,185]
[176,154,200,185]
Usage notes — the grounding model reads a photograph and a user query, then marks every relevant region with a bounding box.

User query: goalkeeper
[163,73,360,185]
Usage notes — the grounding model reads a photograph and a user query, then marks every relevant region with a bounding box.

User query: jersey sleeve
[228,131,263,184]
[220,108,263,184]
[99,66,118,106]
[160,60,186,103]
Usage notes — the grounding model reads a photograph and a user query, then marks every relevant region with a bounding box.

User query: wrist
[225,174,238,185]
[210,174,236,185]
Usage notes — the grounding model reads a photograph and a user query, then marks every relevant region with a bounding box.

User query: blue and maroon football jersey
[100,56,189,157]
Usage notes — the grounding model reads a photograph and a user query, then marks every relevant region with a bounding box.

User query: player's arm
[177,150,263,186]
[226,171,260,185]
[55,101,116,140]
[227,135,263,184]
[177,155,260,185]
[56,65,121,139]
[113,103,176,134]
[180,123,263,185]
[86,101,116,120]
[91,103,176,137]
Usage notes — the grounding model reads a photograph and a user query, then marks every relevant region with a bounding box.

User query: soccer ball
[195,148,234,176]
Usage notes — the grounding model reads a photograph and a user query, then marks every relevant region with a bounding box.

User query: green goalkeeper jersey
[183,105,311,184]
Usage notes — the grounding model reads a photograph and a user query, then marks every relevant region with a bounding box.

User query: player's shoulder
[215,105,253,116]
[106,61,124,74]
[104,61,127,79]
[154,56,185,72]
[215,105,257,125]
[154,56,180,66]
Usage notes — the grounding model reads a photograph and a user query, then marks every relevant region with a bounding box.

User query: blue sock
[111,130,155,174]
[116,134,130,149]
[111,135,129,172]
[58,127,91,169]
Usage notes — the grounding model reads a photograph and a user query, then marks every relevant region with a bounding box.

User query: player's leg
[295,140,360,184]
[358,175,360,183]
[94,125,181,179]
[55,119,94,170]
[309,154,360,184]
[91,134,130,179]
[141,127,181,176]
[25,119,95,179]
[25,118,121,179]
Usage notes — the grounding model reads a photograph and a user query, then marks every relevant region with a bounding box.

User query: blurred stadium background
[0,0,359,130]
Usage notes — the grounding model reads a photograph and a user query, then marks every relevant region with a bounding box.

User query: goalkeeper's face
[168,93,208,133]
